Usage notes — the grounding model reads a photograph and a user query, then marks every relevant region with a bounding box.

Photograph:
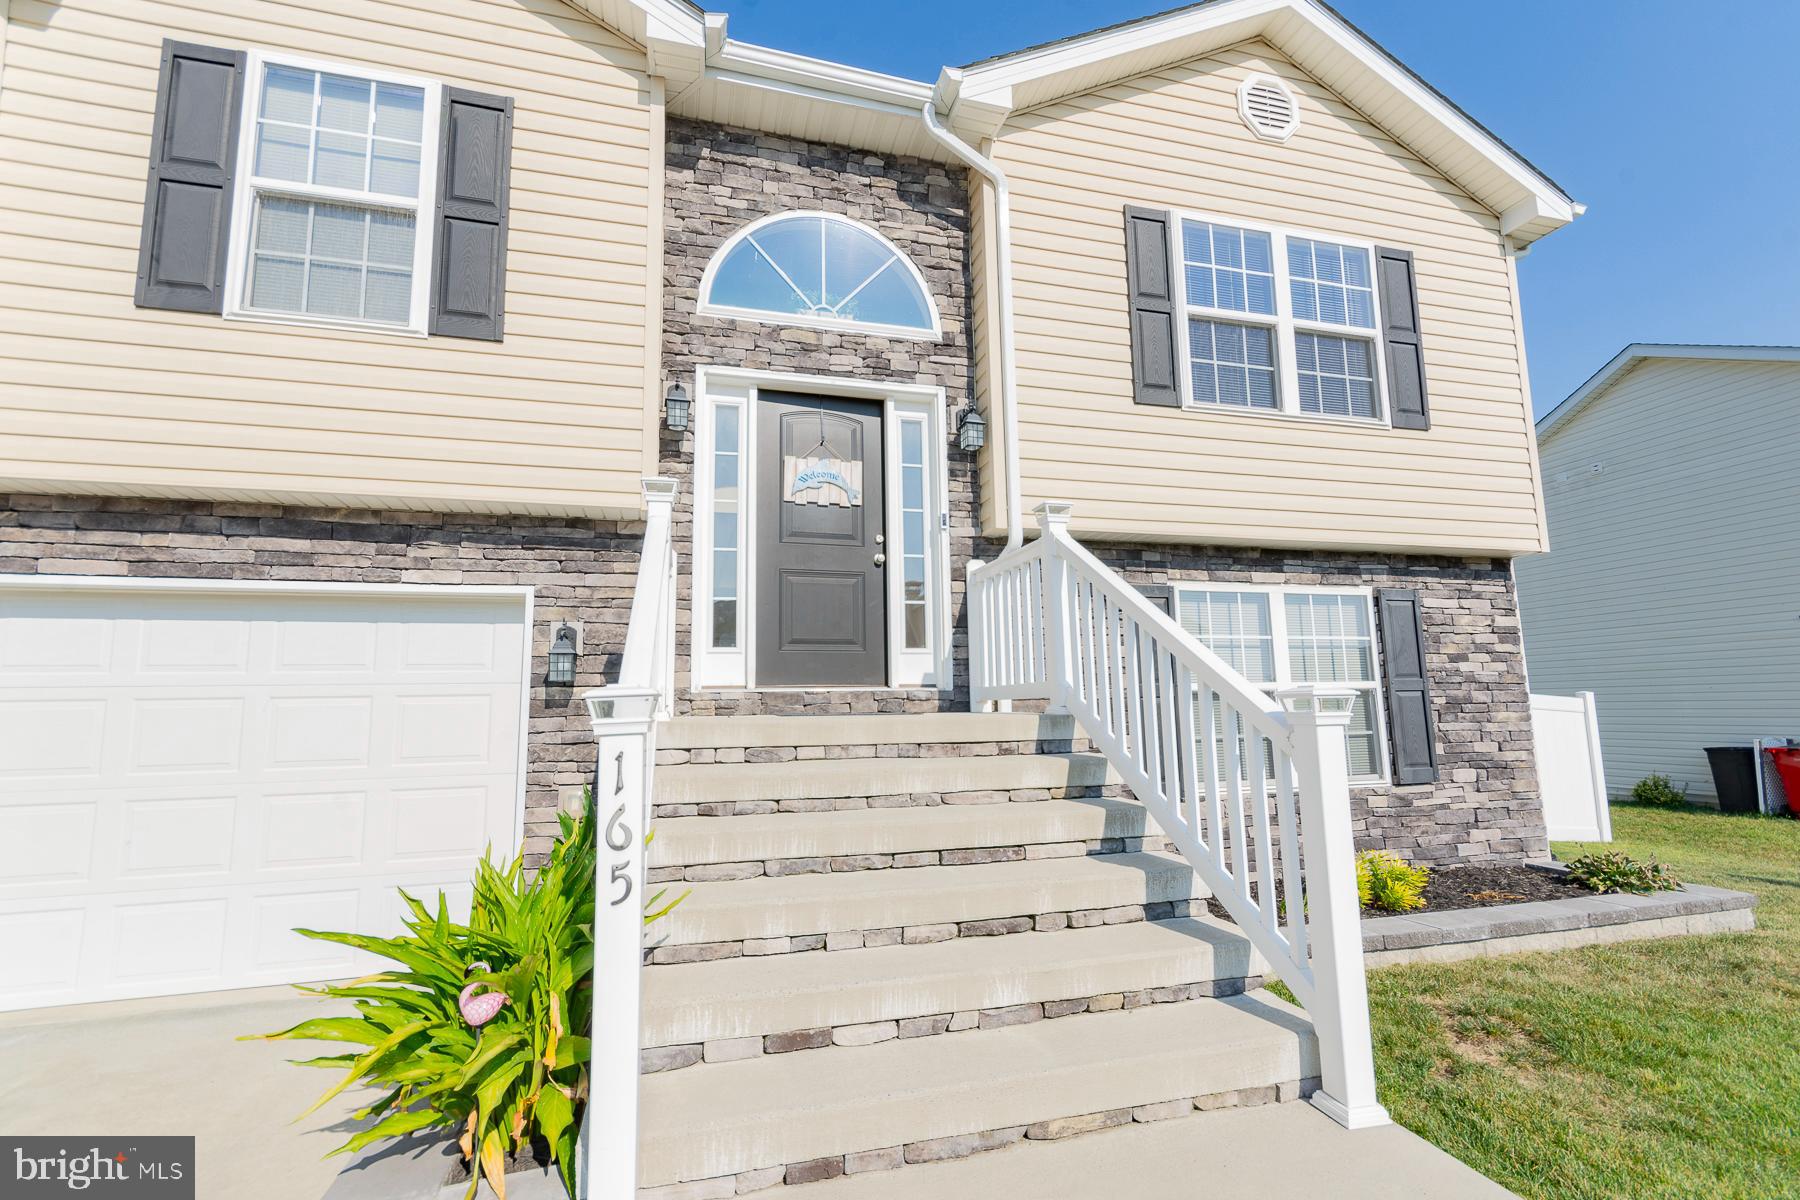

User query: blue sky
[723,0,1800,415]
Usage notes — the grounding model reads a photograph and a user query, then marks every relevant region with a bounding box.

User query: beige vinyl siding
[977,40,1545,554]
[1516,358,1800,802]
[0,0,658,517]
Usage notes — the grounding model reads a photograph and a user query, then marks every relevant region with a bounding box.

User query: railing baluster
[1274,747,1308,965]
[1198,685,1225,872]
[1224,708,1250,891]
[1158,649,1182,814]
[1175,662,1201,841]
[1250,731,1277,939]
[1136,621,1160,786]
[1101,600,1116,741]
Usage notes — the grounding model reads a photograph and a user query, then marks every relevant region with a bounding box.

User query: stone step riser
[638,1079,1322,1198]
[657,738,1088,766]
[647,898,1208,965]
[648,835,1173,883]
[653,784,1124,820]
[655,753,1117,808]
[641,974,1264,1071]
[659,713,1077,753]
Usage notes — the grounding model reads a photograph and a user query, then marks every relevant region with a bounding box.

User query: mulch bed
[1402,863,1590,916]
[1206,862,1593,926]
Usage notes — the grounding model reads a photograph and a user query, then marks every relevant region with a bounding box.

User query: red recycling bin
[1763,747,1800,816]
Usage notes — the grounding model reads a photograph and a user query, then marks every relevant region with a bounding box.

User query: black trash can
[1705,747,1760,814]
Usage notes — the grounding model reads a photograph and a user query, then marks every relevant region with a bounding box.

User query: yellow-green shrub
[1357,849,1431,913]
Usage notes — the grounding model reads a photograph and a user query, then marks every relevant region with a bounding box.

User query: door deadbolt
[875,533,886,544]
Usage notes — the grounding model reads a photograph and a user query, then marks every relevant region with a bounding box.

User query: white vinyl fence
[1529,691,1610,842]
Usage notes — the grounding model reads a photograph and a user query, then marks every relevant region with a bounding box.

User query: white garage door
[0,583,529,1012]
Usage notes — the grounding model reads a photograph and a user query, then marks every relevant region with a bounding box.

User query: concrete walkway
[789,1101,1520,1198]
[0,986,370,1200]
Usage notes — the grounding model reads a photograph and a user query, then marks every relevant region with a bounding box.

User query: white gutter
[920,99,1024,550]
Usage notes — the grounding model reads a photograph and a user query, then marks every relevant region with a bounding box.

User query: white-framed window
[698,211,942,339]
[1175,211,1387,424]
[1175,584,1389,784]
[225,52,441,335]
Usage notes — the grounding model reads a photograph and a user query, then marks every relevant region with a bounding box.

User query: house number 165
[605,749,634,907]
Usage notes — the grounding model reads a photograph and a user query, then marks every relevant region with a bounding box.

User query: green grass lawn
[1366,805,1800,1200]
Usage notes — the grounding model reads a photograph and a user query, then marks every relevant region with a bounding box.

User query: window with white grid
[229,55,440,333]
[1174,212,1389,424]
[1177,585,1388,785]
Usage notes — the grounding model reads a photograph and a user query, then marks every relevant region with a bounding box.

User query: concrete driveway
[0,986,371,1200]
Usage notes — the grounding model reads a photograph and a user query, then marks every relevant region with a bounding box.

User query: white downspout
[921,99,1024,550]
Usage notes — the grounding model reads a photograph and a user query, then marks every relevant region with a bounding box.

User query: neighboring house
[1516,344,1800,803]
[0,0,1578,1150]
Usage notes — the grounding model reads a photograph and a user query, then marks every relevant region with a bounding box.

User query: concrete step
[771,1101,1520,1200]
[648,797,1154,870]
[661,711,1077,751]
[637,992,1319,1191]
[642,915,1267,1052]
[650,852,1205,958]
[655,752,1117,808]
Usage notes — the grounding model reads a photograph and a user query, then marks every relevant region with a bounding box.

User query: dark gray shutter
[1123,206,1181,407]
[1376,588,1438,785]
[134,41,245,313]
[429,88,514,341]
[1136,583,1175,616]
[1376,246,1429,430]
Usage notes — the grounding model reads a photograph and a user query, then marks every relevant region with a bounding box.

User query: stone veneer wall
[0,494,641,866]
[660,118,979,716]
[1091,542,1547,865]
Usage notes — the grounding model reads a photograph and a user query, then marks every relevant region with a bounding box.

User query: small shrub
[1565,849,1681,895]
[1357,850,1431,913]
[1631,774,1688,808]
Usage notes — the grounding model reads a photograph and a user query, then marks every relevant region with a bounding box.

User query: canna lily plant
[253,796,681,1199]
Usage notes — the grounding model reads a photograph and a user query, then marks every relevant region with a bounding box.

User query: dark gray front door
[755,391,886,687]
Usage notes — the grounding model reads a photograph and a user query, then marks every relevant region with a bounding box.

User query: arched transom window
[700,212,940,337]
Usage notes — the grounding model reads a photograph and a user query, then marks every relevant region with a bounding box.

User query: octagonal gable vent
[1238,75,1299,142]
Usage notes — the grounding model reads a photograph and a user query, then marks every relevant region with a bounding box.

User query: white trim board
[688,366,953,693]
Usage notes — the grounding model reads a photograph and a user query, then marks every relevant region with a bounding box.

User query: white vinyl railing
[969,502,1389,1130]
[581,477,679,1199]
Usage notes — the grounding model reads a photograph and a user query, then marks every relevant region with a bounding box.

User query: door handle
[873,553,887,566]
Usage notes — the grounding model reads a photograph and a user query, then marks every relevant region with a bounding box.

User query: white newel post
[583,686,660,1199]
[1276,685,1390,1131]
[1035,503,1074,713]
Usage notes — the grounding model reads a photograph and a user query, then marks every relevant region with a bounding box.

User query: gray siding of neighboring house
[1516,357,1800,801]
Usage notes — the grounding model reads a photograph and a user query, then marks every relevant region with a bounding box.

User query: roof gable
[1539,344,1800,441]
[936,0,1579,245]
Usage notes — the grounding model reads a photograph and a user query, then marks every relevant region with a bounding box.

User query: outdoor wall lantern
[664,381,691,433]
[958,408,987,452]
[547,624,580,686]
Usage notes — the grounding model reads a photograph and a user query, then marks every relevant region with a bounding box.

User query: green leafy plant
[254,799,681,1199]
[1357,849,1431,913]
[1631,773,1688,808]
[1565,849,1681,895]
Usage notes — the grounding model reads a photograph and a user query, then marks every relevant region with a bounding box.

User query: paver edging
[1361,883,1757,962]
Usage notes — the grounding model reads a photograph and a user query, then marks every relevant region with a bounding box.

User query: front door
[755,391,886,686]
